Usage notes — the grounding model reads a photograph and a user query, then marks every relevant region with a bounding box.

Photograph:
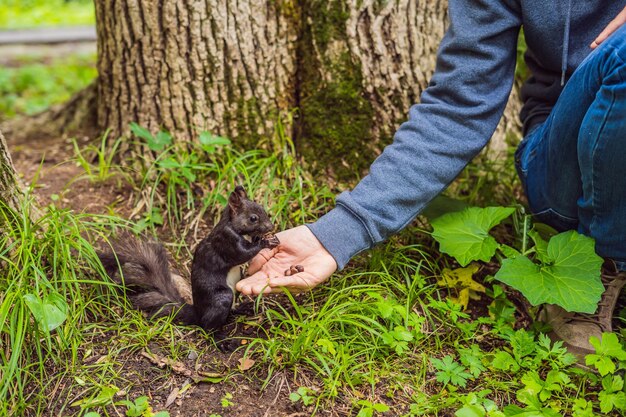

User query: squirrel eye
[249,214,259,223]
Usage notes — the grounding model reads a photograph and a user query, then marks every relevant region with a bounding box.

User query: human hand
[591,6,626,49]
[236,225,337,295]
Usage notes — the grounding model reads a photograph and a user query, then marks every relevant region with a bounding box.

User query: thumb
[247,247,279,275]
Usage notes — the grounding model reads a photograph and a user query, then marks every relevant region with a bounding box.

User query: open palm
[236,226,337,295]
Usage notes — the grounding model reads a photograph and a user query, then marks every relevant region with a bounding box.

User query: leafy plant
[381,325,414,355]
[117,396,170,417]
[486,285,516,325]
[455,391,505,417]
[597,374,626,414]
[517,370,572,403]
[356,400,390,417]
[289,387,317,406]
[585,332,626,376]
[457,345,487,378]
[220,392,234,408]
[496,230,604,313]
[431,355,473,388]
[22,291,68,333]
[431,206,604,313]
[431,206,515,266]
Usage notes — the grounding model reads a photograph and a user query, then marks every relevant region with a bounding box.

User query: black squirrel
[98,186,280,330]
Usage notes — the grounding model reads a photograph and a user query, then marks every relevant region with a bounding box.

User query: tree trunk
[296,0,521,177]
[0,131,23,212]
[94,0,298,149]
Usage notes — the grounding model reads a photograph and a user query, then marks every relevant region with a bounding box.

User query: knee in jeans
[595,24,626,61]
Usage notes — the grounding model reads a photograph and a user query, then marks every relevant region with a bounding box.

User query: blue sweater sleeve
[308,0,522,269]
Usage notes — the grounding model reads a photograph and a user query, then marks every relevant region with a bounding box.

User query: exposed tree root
[1,81,98,144]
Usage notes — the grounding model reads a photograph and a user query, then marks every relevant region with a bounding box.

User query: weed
[72,130,125,184]
[355,399,390,417]
[289,386,317,406]
[0,194,130,415]
[220,392,234,408]
[117,396,170,417]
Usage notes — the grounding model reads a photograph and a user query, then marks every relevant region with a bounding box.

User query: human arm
[237,0,522,295]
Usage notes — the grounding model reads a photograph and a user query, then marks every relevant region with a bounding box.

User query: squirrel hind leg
[198,289,234,330]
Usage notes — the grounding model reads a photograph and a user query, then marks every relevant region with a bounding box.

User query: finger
[237,277,274,295]
[236,271,266,294]
[237,269,282,295]
[269,273,313,290]
[247,247,279,274]
[591,7,626,48]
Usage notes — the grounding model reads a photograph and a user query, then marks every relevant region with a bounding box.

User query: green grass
[0,54,97,121]
[0,0,95,29]
[2,123,625,416]
[0,195,127,415]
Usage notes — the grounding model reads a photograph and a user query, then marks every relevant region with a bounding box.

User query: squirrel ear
[234,185,247,199]
[228,186,246,214]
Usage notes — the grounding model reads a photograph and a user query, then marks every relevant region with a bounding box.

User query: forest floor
[8,130,321,417]
[4,14,626,417]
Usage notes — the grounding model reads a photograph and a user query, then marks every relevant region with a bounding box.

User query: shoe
[538,261,626,359]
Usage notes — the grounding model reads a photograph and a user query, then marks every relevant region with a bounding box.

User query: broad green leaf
[495,230,603,313]
[130,123,172,151]
[511,330,536,360]
[23,292,68,332]
[586,354,615,376]
[499,244,521,259]
[490,351,519,372]
[199,131,231,147]
[590,333,626,360]
[129,122,154,142]
[431,207,516,266]
[571,399,594,417]
[528,230,548,263]
[599,391,626,414]
[392,326,414,342]
[455,405,486,417]
[154,131,173,150]
[199,131,231,153]
[373,403,390,412]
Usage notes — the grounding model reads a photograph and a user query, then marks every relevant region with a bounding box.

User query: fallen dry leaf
[238,357,255,372]
[165,387,179,408]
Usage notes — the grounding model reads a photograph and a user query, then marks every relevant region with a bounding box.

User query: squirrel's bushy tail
[98,238,196,324]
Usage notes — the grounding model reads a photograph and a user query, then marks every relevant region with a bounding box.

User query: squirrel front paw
[261,233,280,249]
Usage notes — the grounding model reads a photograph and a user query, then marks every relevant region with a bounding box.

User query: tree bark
[94,0,298,149]
[297,0,522,177]
[0,130,23,212]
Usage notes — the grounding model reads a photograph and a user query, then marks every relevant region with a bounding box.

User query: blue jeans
[515,24,626,271]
